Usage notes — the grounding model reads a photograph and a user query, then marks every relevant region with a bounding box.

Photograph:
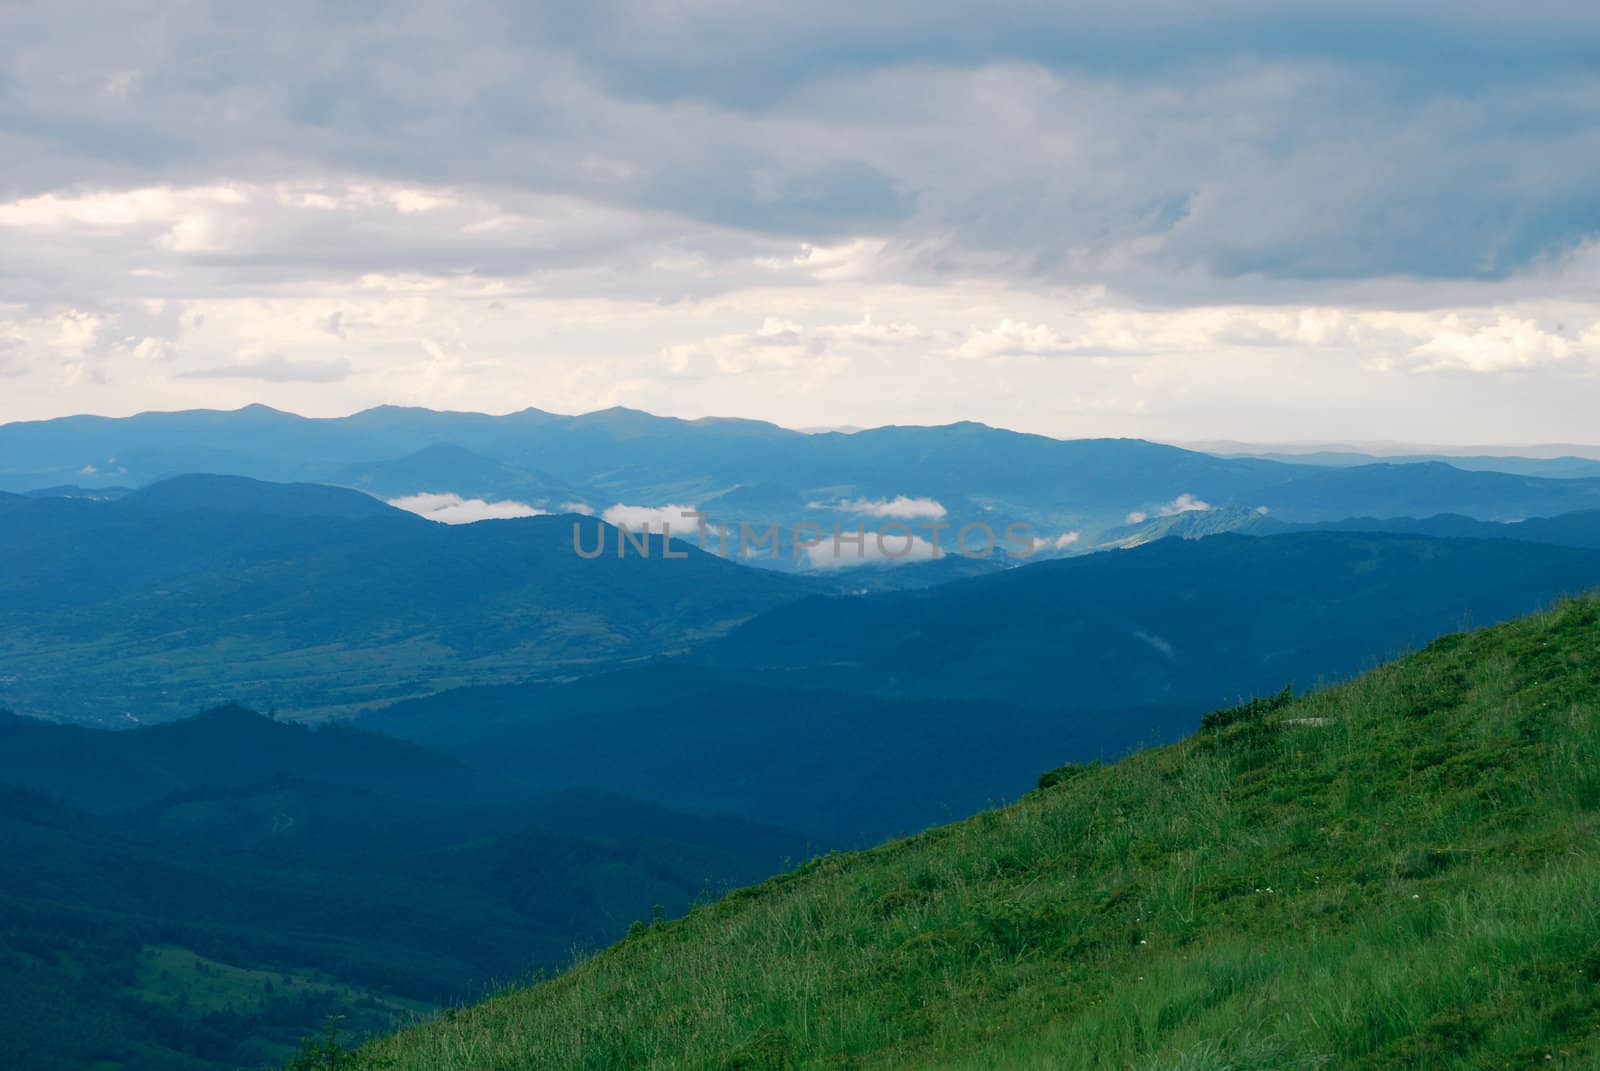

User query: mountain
[365,529,1600,845]
[368,665,1195,845]
[1253,460,1600,522]
[0,406,1310,538]
[0,706,812,1071]
[0,703,509,814]
[349,596,1600,1070]
[1081,503,1272,550]
[12,406,1600,559]
[121,473,398,519]
[1075,504,1600,558]
[0,477,809,724]
[1275,508,1600,549]
[1198,444,1600,478]
[703,530,1600,708]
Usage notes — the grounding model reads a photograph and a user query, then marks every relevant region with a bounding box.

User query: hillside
[119,474,400,519]
[0,706,812,1071]
[0,478,808,723]
[704,531,1600,708]
[349,596,1600,1069]
[368,667,1196,846]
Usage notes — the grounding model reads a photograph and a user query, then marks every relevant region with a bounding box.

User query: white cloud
[803,529,941,569]
[808,495,948,519]
[388,492,546,524]
[1158,493,1211,515]
[0,10,1599,441]
[1124,511,1148,525]
[559,501,595,515]
[601,503,702,535]
[1404,314,1579,373]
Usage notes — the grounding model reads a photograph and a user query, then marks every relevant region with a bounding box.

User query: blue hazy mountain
[0,476,809,724]
[122,472,401,519]
[1248,460,1600,522]
[1207,446,1600,478]
[10,405,1600,546]
[1095,503,1600,551]
[705,531,1600,708]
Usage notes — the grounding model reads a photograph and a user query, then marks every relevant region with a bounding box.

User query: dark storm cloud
[1,1,1598,296]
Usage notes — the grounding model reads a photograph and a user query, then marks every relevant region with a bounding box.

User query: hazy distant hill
[1273,507,1600,548]
[1095,504,1600,553]
[122,473,399,519]
[0,476,809,724]
[1251,460,1600,522]
[704,530,1600,708]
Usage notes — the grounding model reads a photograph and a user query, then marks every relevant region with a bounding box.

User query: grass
[343,596,1600,1069]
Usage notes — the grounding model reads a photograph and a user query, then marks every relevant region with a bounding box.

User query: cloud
[180,353,352,383]
[807,495,948,519]
[1,5,1600,439]
[1158,493,1211,515]
[803,529,941,569]
[1404,315,1581,373]
[601,503,702,535]
[387,492,546,524]
[954,320,1121,360]
[1124,511,1148,525]
[559,501,596,515]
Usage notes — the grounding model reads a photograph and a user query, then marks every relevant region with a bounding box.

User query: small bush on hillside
[1200,684,1294,731]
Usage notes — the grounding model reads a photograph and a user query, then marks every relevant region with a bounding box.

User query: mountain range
[9,406,1600,558]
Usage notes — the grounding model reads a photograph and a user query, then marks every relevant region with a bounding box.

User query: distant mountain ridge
[11,405,1600,552]
[1095,502,1600,552]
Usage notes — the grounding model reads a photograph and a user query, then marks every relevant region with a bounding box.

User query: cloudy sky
[2,1,1599,442]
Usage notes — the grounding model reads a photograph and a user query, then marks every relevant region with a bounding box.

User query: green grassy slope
[348,596,1600,1070]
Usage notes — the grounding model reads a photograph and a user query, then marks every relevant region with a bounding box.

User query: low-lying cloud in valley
[1159,494,1211,515]
[601,503,702,535]
[808,495,948,520]
[388,492,547,524]
[804,530,942,569]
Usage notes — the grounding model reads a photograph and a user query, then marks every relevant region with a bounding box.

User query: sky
[2,1,1599,442]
